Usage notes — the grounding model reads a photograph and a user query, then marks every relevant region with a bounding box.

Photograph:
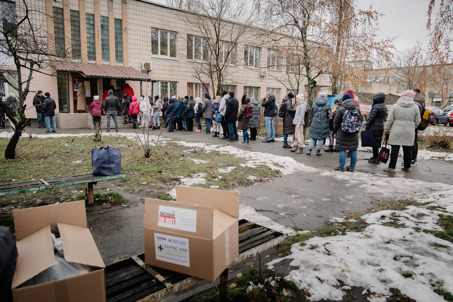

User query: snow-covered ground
[420,126,453,137]
[268,189,453,301]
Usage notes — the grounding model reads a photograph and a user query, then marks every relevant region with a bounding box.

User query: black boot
[283,142,291,148]
[306,149,312,155]
[316,149,322,156]
[325,145,334,152]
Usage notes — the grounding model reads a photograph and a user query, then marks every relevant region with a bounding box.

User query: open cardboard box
[12,201,106,302]
[143,186,239,282]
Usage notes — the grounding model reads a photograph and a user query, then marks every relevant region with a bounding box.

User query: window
[244,86,260,100]
[187,34,208,61]
[0,1,16,39]
[153,81,178,98]
[266,88,281,104]
[187,83,209,99]
[114,18,123,63]
[267,49,281,71]
[53,7,65,57]
[86,13,96,61]
[221,85,236,94]
[101,16,109,62]
[57,74,69,113]
[244,45,260,68]
[70,10,81,60]
[219,41,236,64]
[152,28,177,58]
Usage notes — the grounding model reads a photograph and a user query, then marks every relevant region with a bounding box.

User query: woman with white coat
[140,96,152,128]
[290,94,307,154]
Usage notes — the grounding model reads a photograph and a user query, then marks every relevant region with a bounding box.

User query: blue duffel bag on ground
[92,146,121,176]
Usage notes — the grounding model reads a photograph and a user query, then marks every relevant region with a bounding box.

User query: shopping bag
[92,146,121,176]
[361,128,377,147]
[149,116,154,127]
[214,112,223,123]
[378,138,390,164]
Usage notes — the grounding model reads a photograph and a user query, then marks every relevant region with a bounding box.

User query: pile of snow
[421,126,453,137]
[268,189,453,301]
[239,204,295,235]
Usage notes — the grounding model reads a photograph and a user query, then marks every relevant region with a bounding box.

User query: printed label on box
[154,233,190,267]
[158,205,197,233]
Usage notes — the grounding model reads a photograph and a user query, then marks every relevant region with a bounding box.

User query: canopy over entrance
[51,61,150,81]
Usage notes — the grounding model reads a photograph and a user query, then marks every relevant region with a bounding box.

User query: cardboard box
[143,186,239,282]
[12,201,106,302]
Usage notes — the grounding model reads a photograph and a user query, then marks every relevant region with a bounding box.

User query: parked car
[443,105,453,115]
[426,107,449,125]
[449,111,453,127]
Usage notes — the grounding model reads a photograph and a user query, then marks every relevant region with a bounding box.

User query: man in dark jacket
[123,91,132,124]
[224,90,239,141]
[104,90,120,132]
[262,91,276,143]
[42,92,57,133]
[0,91,5,128]
[174,98,185,130]
[184,96,195,131]
[333,93,362,172]
[366,92,387,164]
[280,92,296,148]
[411,88,425,165]
[33,90,45,128]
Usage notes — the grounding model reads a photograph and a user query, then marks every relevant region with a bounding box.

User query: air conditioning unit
[141,62,152,71]
[260,69,268,78]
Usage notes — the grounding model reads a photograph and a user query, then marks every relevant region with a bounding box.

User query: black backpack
[0,226,18,302]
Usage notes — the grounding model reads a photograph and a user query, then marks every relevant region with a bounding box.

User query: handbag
[378,138,390,164]
[361,127,377,147]
[214,112,223,123]
[92,146,121,176]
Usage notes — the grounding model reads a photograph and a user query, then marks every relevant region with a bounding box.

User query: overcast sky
[150,0,432,52]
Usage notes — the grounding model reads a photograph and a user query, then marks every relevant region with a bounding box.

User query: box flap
[144,199,214,238]
[12,226,55,289]
[58,223,105,268]
[212,209,237,238]
[13,201,87,241]
[175,186,239,218]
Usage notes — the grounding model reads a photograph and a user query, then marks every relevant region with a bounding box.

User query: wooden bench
[0,174,125,205]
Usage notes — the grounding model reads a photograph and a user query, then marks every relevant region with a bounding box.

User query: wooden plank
[131,256,171,288]
[239,230,277,253]
[239,227,268,242]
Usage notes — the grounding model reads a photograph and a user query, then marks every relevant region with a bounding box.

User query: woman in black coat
[279,93,296,148]
[366,92,387,164]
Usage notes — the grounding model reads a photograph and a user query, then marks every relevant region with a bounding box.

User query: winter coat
[262,95,276,117]
[366,93,386,145]
[309,97,331,141]
[279,96,295,135]
[210,101,220,119]
[175,99,185,118]
[162,98,169,117]
[129,97,140,115]
[249,99,260,128]
[33,93,45,113]
[5,97,18,115]
[293,102,307,126]
[202,98,213,119]
[166,98,176,122]
[89,99,103,116]
[334,98,362,151]
[219,95,228,115]
[123,92,132,113]
[224,93,239,123]
[122,85,134,98]
[42,97,56,117]
[237,104,250,130]
[413,94,425,119]
[385,96,421,146]
[140,98,151,117]
[185,99,195,119]
[153,98,163,111]
[104,95,120,112]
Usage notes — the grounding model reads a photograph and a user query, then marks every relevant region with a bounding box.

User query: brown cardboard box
[11,201,106,302]
[143,186,239,282]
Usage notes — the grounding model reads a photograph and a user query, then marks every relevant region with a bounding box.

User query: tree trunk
[4,123,25,159]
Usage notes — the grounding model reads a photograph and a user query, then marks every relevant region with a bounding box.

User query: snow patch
[217,166,236,173]
[239,204,295,235]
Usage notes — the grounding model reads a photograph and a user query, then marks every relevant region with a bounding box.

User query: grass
[418,134,453,153]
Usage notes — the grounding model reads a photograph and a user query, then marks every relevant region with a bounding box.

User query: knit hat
[44,92,50,97]
[400,90,415,98]
[296,94,305,101]
[319,92,327,98]
[342,93,352,101]
[37,90,43,94]
[228,90,235,98]
[204,92,210,98]
[154,95,159,100]
[184,96,189,100]
[287,92,295,99]
[93,95,99,100]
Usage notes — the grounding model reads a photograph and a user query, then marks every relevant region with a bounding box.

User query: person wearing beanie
[103,89,120,132]
[89,95,103,130]
[42,92,57,133]
[218,91,230,138]
[249,96,261,140]
[0,91,5,129]
[123,90,132,124]
[174,97,185,130]
[33,90,45,128]
[325,98,342,153]
[194,97,203,132]
[366,92,387,164]
[184,95,195,131]
[307,92,330,156]
[279,92,296,148]
[202,92,213,133]
[383,90,420,173]
[224,90,239,141]
[344,89,360,110]
[290,94,307,154]
[210,95,221,137]
[128,96,140,129]
[152,95,163,129]
[165,98,176,132]
[238,96,251,144]
[262,91,276,143]
[333,93,362,172]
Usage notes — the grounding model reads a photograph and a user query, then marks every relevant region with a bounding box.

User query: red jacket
[89,99,103,116]
[129,97,140,115]
[122,85,134,98]
[102,90,109,102]
[345,89,360,108]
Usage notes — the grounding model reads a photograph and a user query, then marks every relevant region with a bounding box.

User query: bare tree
[0,0,66,159]
[172,0,260,96]
[427,0,453,63]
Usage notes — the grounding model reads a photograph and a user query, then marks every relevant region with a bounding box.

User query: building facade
[2,0,330,128]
